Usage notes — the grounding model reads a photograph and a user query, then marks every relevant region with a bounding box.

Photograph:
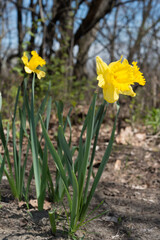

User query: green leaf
[0,154,5,183]
[30,75,41,203]
[58,126,72,167]
[0,115,15,186]
[83,101,108,203]
[40,115,72,209]
[70,171,79,232]
[39,144,48,209]
[80,102,120,221]
[25,165,34,203]
[64,107,72,146]
[0,92,2,111]
[77,94,97,205]
[55,101,64,126]
[35,86,51,126]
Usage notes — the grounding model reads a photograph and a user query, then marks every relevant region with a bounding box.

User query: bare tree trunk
[127,0,152,62]
[17,0,23,57]
[0,0,6,74]
[74,0,117,45]
[74,24,99,81]
[45,0,62,58]
[27,0,38,52]
[39,0,46,58]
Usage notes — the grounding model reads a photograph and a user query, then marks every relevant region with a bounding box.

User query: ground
[0,113,160,240]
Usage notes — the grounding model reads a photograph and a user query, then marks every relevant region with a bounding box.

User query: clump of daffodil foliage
[0,51,146,238]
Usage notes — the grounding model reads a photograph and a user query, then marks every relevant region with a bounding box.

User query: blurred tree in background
[0,0,160,116]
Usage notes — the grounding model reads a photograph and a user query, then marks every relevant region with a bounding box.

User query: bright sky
[1,0,160,66]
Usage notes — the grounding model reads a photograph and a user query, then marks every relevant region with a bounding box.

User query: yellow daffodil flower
[96,56,145,103]
[21,51,46,79]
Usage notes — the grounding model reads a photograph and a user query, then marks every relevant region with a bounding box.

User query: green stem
[30,73,41,202]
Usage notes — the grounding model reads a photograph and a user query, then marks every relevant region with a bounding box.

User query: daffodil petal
[21,52,29,65]
[103,84,119,103]
[120,85,136,97]
[35,69,46,79]
[97,74,105,88]
[132,61,145,85]
[39,58,46,67]
[24,66,33,74]
[31,50,38,57]
[96,56,108,75]
[31,50,46,66]
[29,52,46,69]
[108,55,123,70]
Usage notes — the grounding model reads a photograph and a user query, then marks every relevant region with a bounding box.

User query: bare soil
[0,117,160,240]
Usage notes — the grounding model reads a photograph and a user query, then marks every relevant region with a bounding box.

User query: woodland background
[0,0,160,120]
[0,2,160,239]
